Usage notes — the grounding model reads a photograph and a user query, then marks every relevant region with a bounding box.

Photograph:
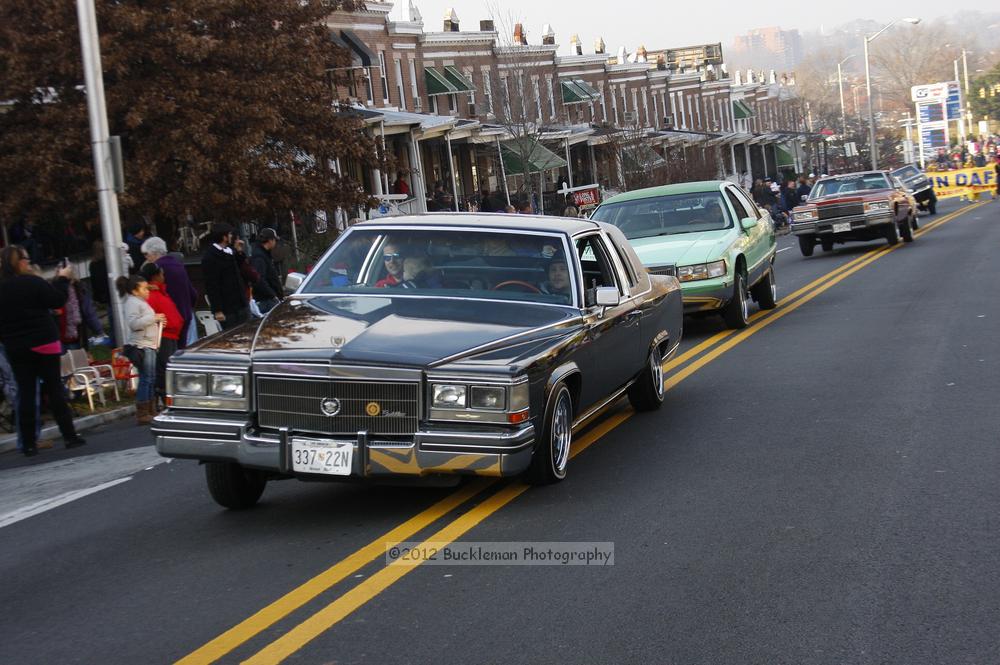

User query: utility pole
[75,0,127,345]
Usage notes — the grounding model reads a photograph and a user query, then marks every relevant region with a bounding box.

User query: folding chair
[61,353,101,412]
[196,310,222,336]
[68,348,120,404]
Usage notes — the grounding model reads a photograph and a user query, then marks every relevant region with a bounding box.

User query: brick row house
[324,2,814,217]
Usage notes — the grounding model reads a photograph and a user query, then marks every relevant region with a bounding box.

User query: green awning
[574,79,601,100]
[775,144,796,167]
[732,99,754,119]
[500,139,567,174]
[443,65,474,93]
[561,80,592,105]
[425,67,459,96]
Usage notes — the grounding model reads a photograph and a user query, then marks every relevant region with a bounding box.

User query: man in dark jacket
[201,223,249,330]
[124,222,147,273]
[250,228,284,314]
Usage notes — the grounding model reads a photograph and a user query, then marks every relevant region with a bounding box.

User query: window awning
[500,139,568,174]
[425,67,459,96]
[732,99,754,119]
[442,66,475,93]
[339,29,375,68]
[328,31,363,68]
[561,79,600,105]
[775,144,796,168]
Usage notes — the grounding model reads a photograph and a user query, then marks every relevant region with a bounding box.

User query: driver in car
[376,241,405,287]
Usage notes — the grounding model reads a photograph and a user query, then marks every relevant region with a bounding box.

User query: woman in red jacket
[139,262,183,408]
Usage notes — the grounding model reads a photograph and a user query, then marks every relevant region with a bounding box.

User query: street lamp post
[863,17,921,170]
[837,55,855,138]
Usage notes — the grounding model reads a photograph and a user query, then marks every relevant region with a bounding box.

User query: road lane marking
[177,478,494,665]
[242,410,633,665]
[776,247,792,253]
[193,201,984,664]
[0,477,132,529]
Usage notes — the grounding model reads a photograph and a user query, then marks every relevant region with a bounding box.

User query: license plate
[832,222,851,233]
[290,438,353,476]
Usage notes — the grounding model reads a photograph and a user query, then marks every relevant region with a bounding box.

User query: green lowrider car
[591,181,777,328]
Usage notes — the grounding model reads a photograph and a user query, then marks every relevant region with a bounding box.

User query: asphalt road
[2,198,999,664]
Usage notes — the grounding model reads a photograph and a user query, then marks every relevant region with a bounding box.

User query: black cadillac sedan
[152,214,683,509]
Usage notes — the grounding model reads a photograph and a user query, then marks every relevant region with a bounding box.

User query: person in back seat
[400,256,443,289]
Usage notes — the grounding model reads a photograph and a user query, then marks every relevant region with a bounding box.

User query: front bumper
[152,410,535,478]
[790,211,893,236]
[679,277,732,312]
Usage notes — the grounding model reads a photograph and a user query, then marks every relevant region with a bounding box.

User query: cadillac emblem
[365,401,382,417]
[320,398,341,417]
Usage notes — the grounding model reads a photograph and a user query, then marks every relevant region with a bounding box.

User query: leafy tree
[970,61,1000,123]
[0,0,383,243]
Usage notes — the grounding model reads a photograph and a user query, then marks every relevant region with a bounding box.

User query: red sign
[572,187,600,208]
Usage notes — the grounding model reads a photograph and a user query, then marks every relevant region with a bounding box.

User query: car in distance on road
[791,171,917,257]
[153,214,683,509]
[591,181,777,329]
[891,164,938,215]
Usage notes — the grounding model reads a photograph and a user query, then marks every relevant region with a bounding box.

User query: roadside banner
[928,166,997,200]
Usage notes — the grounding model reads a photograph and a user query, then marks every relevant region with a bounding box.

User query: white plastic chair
[68,348,120,405]
[196,310,222,336]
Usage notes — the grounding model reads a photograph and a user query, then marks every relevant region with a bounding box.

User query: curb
[0,405,136,455]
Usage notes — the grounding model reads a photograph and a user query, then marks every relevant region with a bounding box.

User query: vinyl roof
[353,213,600,235]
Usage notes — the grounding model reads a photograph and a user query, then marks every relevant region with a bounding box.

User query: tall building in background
[730,26,803,72]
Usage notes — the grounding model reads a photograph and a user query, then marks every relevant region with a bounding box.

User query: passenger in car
[484,236,516,256]
[539,254,572,297]
[400,256,443,289]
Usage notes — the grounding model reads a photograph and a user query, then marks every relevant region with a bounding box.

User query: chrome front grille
[256,377,420,435]
[648,264,677,277]
[818,203,864,220]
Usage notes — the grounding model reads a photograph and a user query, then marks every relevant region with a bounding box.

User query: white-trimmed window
[642,90,649,126]
[394,58,406,110]
[546,78,555,119]
[533,77,542,121]
[600,84,608,121]
[408,58,419,110]
[483,67,494,114]
[378,52,389,104]
[611,89,619,125]
[464,67,476,105]
[652,93,659,129]
[632,89,639,121]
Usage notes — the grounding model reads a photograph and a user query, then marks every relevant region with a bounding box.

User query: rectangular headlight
[174,372,208,396]
[470,386,505,410]
[211,374,245,397]
[865,201,891,212]
[794,208,817,222]
[432,384,467,408]
[677,259,727,282]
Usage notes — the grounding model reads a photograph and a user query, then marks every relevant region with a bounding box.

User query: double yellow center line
[180,202,984,665]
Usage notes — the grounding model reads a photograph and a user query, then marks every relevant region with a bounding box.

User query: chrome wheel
[739,279,750,322]
[551,391,572,476]
[769,271,777,303]
[651,351,664,399]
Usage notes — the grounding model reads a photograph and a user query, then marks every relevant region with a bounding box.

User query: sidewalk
[0,405,135,455]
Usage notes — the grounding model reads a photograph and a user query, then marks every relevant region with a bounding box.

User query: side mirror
[594,286,620,307]
[741,216,758,231]
[284,272,306,292]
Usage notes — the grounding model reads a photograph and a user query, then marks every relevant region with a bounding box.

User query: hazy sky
[389,0,961,55]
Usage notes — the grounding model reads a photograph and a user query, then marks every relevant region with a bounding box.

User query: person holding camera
[0,246,87,456]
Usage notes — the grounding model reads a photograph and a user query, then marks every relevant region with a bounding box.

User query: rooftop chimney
[541,24,555,45]
[656,54,666,70]
[443,8,459,32]
[480,19,495,32]
[513,23,527,45]
[408,0,422,23]
[569,34,582,56]
[594,36,605,54]
[617,45,627,64]
[635,45,647,63]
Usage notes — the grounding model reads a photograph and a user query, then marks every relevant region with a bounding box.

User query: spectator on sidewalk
[201,223,250,331]
[117,274,165,425]
[139,262,183,409]
[142,236,198,347]
[54,265,106,350]
[124,222,148,274]
[0,245,87,456]
[250,228,284,314]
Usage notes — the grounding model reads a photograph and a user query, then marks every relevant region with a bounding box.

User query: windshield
[301,228,576,306]
[591,192,732,239]
[812,173,891,198]
[892,165,921,180]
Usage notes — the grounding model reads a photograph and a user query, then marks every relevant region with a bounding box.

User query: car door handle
[626,310,642,323]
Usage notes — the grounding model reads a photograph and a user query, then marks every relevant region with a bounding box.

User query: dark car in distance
[153,214,683,509]
[892,164,938,215]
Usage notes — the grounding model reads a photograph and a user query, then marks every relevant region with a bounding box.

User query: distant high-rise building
[730,26,803,73]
